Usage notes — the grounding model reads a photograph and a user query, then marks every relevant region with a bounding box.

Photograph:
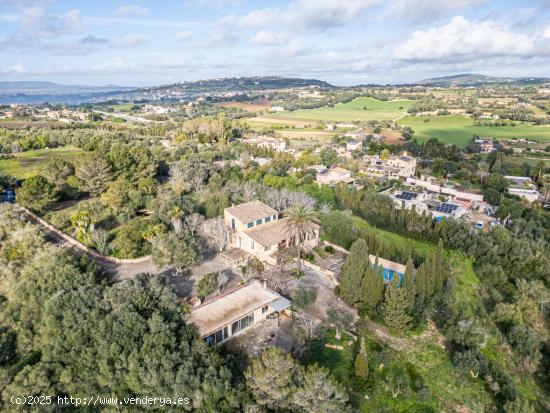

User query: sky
[0,0,549,87]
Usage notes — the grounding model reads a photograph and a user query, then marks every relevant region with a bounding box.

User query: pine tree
[245,347,300,410]
[292,364,349,413]
[339,239,369,305]
[382,276,413,333]
[361,263,385,312]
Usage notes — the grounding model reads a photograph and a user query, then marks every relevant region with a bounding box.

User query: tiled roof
[225,200,278,223]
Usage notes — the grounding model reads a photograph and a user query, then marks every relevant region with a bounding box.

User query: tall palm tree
[478,162,488,185]
[533,161,546,183]
[285,203,318,274]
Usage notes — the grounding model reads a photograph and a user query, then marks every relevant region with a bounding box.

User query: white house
[188,281,291,345]
[224,201,320,265]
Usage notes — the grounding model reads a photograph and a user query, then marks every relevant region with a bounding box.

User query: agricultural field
[398,115,550,147]
[273,97,415,122]
[506,154,550,169]
[0,146,85,179]
[215,100,272,113]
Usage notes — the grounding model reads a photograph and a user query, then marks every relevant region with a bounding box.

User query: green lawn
[0,146,85,179]
[302,328,492,412]
[274,97,415,122]
[398,115,550,147]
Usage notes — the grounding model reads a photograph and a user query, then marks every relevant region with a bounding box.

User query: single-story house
[188,281,291,345]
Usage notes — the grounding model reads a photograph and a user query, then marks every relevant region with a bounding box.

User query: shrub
[324,245,335,253]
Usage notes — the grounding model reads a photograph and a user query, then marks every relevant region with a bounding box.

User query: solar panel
[395,191,418,201]
[435,203,459,213]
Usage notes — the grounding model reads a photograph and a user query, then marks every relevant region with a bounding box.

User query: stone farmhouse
[361,151,417,180]
[223,200,320,265]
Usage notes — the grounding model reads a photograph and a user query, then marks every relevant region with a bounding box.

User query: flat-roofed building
[346,139,362,151]
[188,281,291,345]
[316,167,353,185]
[504,176,541,202]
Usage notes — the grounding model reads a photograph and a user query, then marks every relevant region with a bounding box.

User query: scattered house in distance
[250,157,270,167]
[362,151,417,180]
[474,138,496,153]
[346,139,362,151]
[188,280,291,345]
[244,135,287,152]
[405,175,484,202]
[223,200,320,265]
[316,166,354,185]
[504,176,541,203]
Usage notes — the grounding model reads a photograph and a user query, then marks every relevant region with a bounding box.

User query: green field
[274,97,415,122]
[0,146,85,179]
[398,115,550,147]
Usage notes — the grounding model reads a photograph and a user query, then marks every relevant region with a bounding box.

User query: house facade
[188,281,291,345]
[224,200,320,264]
[362,152,416,180]
[245,136,287,152]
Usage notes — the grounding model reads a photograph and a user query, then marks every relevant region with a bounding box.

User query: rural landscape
[1,1,549,412]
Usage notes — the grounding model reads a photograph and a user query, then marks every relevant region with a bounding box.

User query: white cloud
[93,57,128,72]
[20,6,81,36]
[81,35,110,44]
[115,34,147,47]
[382,0,486,23]
[114,5,150,17]
[284,0,381,30]
[239,9,274,28]
[249,30,287,46]
[394,16,544,62]
[175,30,192,41]
[1,62,24,74]
[211,0,380,43]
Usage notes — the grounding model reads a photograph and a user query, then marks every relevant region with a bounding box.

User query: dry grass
[215,100,273,113]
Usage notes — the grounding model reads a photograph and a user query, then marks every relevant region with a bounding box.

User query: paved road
[92,109,152,124]
[18,206,163,281]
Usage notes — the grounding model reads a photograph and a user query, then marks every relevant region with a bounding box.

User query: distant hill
[0,81,132,96]
[0,76,332,104]
[416,73,550,86]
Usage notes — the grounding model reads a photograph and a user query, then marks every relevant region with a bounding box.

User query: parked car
[0,190,15,203]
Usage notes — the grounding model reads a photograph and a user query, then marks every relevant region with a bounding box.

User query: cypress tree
[434,238,448,293]
[402,257,416,314]
[382,276,413,332]
[339,239,369,305]
[361,264,385,312]
[415,263,427,309]
[354,337,369,380]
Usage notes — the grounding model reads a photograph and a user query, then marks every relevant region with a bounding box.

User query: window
[273,214,277,221]
[250,240,255,250]
[247,222,254,228]
[231,313,254,334]
[256,219,262,226]
[264,246,269,252]
[265,216,271,223]
[205,326,229,345]
[262,305,268,314]
[231,218,236,231]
